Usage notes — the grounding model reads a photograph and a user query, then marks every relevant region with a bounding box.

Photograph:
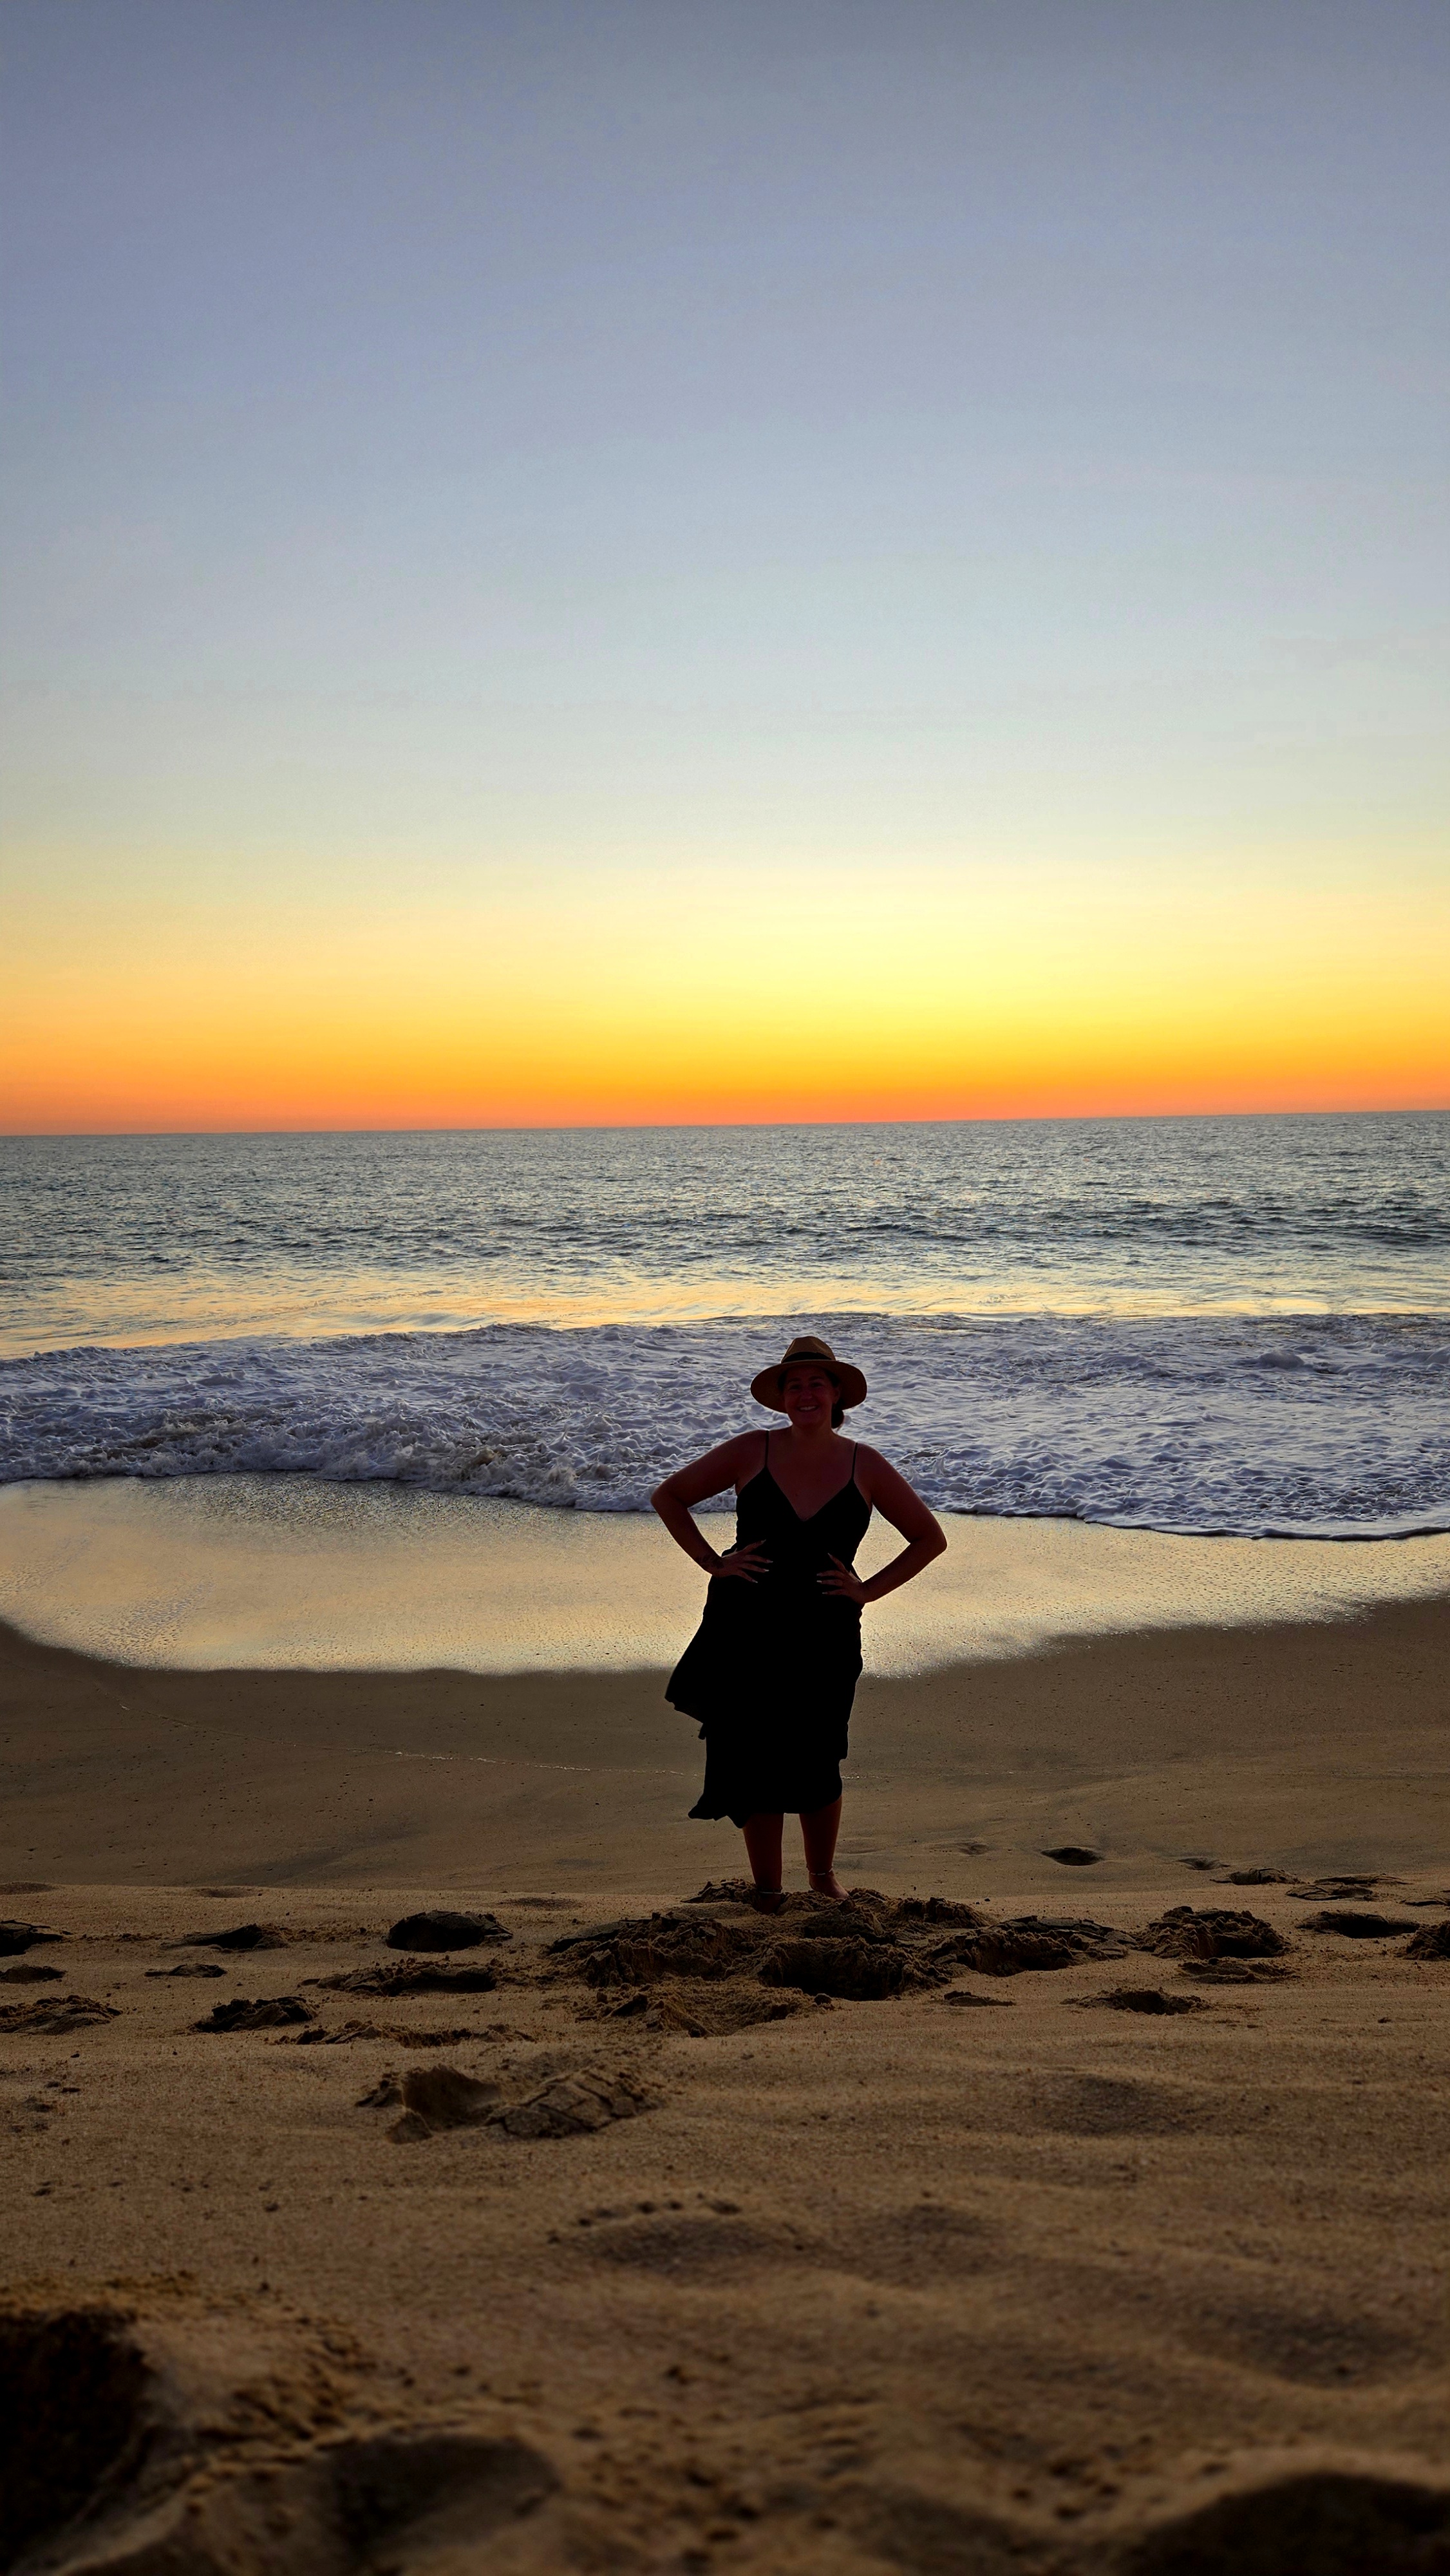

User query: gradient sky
[2,0,1446,1130]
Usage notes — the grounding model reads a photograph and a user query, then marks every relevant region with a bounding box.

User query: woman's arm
[651,1435,769,1582]
[818,1449,946,1606]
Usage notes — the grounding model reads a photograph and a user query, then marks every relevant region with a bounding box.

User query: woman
[651,1335,946,1904]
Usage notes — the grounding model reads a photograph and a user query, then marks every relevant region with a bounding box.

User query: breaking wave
[2,1311,1446,1540]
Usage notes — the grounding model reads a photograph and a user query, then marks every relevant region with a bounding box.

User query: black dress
[666,1432,872,1826]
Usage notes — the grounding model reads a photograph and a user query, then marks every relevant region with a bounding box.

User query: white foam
[1,1311,1446,1540]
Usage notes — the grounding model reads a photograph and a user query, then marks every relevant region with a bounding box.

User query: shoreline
[3,1475,1449,1682]
[5,1591,1447,1893]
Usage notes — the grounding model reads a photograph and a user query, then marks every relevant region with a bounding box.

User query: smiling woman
[651,1334,946,1904]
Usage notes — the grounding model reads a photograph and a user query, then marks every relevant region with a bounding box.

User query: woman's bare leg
[801,1796,845,1899]
[742,1812,784,1905]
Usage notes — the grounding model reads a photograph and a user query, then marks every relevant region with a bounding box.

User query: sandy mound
[1299,1909,1419,1938]
[0,1995,117,2034]
[1180,1956,1293,1984]
[173,1921,290,1951]
[552,1908,771,1985]
[285,2019,493,2049]
[1072,1985,1208,2016]
[1141,1906,1288,1960]
[930,1915,1133,1975]
[587,1980,813,2034]
[310,1960,498,1994]
[0,1921,64,1956]
[1288,1874,1402,1902]
[358,2059,657,2145]
[384,1909,512,1951]
[549,1895,1140,2007]
[758,1935,920,2000]
[194,1995,315,2031]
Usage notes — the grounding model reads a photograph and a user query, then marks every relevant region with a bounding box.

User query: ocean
[1,1112,1446,1540]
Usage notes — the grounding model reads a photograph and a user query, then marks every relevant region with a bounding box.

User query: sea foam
[1,1311,1445,1540]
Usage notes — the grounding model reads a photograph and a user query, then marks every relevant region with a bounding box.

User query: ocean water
[1,1113,1446,1539]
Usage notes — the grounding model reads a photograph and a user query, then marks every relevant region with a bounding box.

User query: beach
[6,0,1448,2542]
[6,1582,1449,2573]
[6,1580,1450,1893]
[4,1113,1448,2568]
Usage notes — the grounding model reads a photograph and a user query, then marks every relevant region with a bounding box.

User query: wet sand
[3,1596,1449,1892]
[3,1600,1449,2571]
[5,1475,1450,1678]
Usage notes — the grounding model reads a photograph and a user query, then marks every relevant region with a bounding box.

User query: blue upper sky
[5,0,1445,865]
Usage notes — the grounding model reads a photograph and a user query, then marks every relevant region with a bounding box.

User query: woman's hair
[779,1367,845,1428]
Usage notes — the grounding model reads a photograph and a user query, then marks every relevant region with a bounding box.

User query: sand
[5,1596,1449,1892]
[6,1476,1450,1677]
[4,1601,1449,2573]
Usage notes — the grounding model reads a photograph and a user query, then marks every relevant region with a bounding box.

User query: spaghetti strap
[850,1442,859,1490]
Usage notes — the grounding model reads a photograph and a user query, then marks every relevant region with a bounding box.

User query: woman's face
[780,1365,838,1432]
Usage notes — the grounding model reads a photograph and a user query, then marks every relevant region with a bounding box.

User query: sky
[1,0,1446,1132]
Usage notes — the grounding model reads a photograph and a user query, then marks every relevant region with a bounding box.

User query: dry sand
[4,1602,1449,2573]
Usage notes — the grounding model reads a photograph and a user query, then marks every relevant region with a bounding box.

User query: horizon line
[3,1102,1447,1144]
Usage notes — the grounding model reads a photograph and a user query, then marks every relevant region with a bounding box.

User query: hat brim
[749,1359,868,1413]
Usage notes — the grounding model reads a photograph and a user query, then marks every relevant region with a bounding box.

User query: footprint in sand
[574,2209,785,2280]
[0,2306,558,2575]
[1030,2072,1212,2137]
[377,2065,502,2139]
[1165,2289,1419,2389]
[1129,2468,1450,2570]
[831,2202,998,2289]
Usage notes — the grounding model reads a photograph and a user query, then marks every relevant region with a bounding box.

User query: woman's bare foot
[807,1869,848,1902]
[750,1884,786,1914]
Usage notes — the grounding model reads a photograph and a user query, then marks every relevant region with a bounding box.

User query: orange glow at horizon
[3,854,1445,1133]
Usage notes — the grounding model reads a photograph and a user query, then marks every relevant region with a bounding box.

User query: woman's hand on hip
[818,1554,868,1605]
[711,1540,770,1584]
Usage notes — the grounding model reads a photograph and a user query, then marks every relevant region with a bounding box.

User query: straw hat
[749,1334,868,1414]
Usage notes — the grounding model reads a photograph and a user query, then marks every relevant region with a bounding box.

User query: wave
[2,1312,1447,1540]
